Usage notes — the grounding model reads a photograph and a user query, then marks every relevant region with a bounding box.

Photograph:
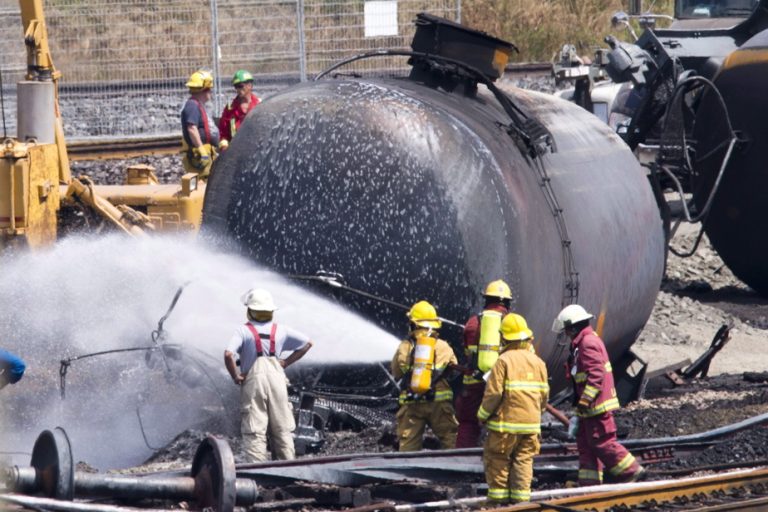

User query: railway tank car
[690,29,768,294]
[201,14,666,395]
[558,0,768,294]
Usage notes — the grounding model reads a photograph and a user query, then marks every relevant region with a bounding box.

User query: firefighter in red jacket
[455,279,512,448]
[218,69,261,149]
[552,304,645,485]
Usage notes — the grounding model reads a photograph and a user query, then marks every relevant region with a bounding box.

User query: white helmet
[241,288,277,312]
[552,304,593,333]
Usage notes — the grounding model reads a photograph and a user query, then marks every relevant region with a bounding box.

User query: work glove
[218,139,229,151]
[192,146,211,170]
[568,416,579,438]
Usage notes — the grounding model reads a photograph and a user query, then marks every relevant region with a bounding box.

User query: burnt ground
[68,155,768,495]
[109,221,768,490]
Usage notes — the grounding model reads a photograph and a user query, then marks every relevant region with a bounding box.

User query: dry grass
[29,0,675,81]
[463,0,675,62]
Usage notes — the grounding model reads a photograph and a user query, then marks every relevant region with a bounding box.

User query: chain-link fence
[0,0,459,139]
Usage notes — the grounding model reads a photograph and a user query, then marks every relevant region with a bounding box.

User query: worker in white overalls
[224,288,313,462]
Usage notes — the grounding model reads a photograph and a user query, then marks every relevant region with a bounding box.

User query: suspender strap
[244,323,278,357]
[192,98,211,143]
[269,323,277,356]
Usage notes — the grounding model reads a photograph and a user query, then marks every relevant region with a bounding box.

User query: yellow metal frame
[0,0,208,251]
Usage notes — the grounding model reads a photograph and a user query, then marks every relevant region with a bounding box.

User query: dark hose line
[289,273,464,329]
[660,75,741,258]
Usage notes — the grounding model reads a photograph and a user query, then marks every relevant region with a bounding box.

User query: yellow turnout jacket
[477,341,549,434]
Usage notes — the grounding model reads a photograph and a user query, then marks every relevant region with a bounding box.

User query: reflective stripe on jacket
[391,332,458,404]
[218,93,260,142]
[567,326,620,417]
[477,342,549,434]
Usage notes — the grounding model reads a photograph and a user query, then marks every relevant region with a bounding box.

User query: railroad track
[59,62,553,162]
[5,424,768,512]
[318,467,768,511]
[66,135,181,161]
[499,467,768,511]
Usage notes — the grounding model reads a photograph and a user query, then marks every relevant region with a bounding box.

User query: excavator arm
[1,0,205,250]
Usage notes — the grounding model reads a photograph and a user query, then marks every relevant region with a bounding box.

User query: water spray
[57,283,191,398]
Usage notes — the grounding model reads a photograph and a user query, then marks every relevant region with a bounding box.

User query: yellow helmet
[407,300,442,329]
[484,279,512,300]
[186,70,214,91]
[500,313,533,341]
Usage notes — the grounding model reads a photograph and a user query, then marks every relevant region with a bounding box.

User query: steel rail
[498,467,768,511]
[151,441,710,487]
[66,136,182,161]
[372,468,768,512]
[691,496,768,511]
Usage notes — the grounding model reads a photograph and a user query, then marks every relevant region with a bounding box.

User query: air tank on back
[202,14,665,394]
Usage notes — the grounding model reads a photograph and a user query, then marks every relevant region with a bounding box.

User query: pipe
[545,404,570,427]
[0,494,170,512]
[74,473,196,501]
[5,467,259,506]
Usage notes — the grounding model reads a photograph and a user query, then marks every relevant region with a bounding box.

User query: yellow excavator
[0,0,205,250]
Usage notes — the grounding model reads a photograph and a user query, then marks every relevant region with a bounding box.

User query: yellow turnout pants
[483,431,540,503]
[396,400,458,451]
[240,357,296,462]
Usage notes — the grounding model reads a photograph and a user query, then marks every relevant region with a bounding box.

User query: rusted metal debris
[643,322,733,393]
[6,413,768,512]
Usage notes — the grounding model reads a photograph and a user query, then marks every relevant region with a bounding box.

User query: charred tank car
[586,0,768,294]
[202,14,666,395]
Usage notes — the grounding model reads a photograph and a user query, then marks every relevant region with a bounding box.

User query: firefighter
[478,313,548,504]
[552,304,645,485]
[224,288,313,462]
[0,349,25,390]
[181,70,221,179]
[391,300,459,451]
[455,279,513,448]
[218,69,261,148]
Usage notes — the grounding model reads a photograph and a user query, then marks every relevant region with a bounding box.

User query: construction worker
[478,313,548,504]
[552,304,645,485]
[181,70,221,179]
[391,300,459,451]
[455,279,513,448]
[218,70,261,149]
[0,349,25,390]
[224,288,313,462]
